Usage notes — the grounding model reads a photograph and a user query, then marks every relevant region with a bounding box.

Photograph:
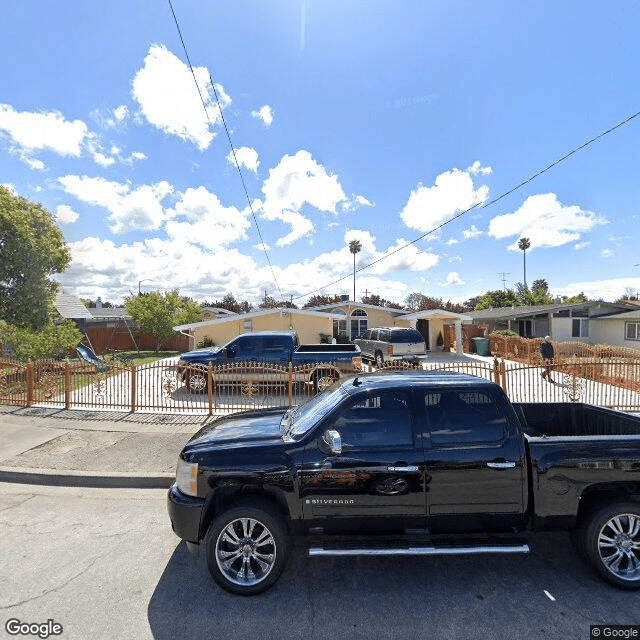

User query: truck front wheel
[581,502,640,588]
[205,501,289,596]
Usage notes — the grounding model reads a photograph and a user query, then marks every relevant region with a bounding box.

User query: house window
[572,318,589,338]
[350,309,368,339]
[626,322,640,341]
[332,309,347,340]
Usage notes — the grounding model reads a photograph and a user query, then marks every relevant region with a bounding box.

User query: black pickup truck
[167,370,640,595]
[176,331,362,393]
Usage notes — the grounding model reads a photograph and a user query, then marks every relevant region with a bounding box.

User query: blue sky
[1,1,639,306]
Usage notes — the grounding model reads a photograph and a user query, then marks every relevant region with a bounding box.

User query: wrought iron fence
[2,355,639,414]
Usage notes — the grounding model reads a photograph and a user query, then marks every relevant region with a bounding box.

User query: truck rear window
[389,330,424,343]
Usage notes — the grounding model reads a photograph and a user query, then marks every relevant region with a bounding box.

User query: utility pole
[498,272,510,290]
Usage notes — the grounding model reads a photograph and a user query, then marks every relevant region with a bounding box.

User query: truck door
[419,388,527,532]
[299,389,426,531]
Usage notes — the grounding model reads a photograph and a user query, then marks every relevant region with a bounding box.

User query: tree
[517,237,531,288]
[362,293,403,309]
[303,294,344,308]
[404,292,466,313]
[0,318,83,362]
[516,279,554,306]
[474,289,520,310]
[348,240,362,301]
[126,289,202,352]
[0,187,70,330]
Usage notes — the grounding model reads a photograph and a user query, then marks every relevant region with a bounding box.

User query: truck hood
[179,346,223,362]
[184,408,286,451]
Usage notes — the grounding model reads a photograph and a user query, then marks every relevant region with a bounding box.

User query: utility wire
[167,0,284,301]
[295,108,640,301]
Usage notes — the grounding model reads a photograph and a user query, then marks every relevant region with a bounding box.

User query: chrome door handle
[487,461,516,469]
[387,465,419,472]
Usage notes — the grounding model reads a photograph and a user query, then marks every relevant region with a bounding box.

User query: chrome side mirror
[322,429,342,455]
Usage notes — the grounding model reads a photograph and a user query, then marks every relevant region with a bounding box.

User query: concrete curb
[0,466,174,489]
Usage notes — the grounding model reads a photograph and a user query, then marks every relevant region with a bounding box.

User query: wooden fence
[2,354,640,414]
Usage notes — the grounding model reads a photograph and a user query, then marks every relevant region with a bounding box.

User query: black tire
[580,502,640,588]
[205,500,289,596]
[374,351,384,368]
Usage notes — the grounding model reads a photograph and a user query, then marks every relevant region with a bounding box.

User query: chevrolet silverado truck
[176,331,362,393]
[167,370,640,595]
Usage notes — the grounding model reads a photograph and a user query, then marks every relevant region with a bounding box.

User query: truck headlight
[176,458,198,497]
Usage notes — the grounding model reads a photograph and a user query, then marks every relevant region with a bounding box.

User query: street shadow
[147,533,639,640]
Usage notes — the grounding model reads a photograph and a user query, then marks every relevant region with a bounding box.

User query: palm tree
[348,239,362,301]
[518,237,531,288]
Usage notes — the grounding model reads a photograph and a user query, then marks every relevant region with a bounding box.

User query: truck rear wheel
[312,371,338,393]
[581,502,640,588]
[205,500,289,596]
[186,366,208,393]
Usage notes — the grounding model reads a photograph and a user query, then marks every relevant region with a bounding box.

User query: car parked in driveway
[354,327,426,366]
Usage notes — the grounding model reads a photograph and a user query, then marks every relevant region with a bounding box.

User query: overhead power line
[167,0,284,301]
[295,108,640,301]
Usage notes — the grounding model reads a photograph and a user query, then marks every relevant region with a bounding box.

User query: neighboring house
[308,301,472,353]
[174,308,344,350]
[53,293,94,332]
[200,307,238,322]
[174,300,473,354]
[589,310,640,348]
[469,302,634,344]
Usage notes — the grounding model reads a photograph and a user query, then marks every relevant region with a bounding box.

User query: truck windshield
[281,387,347,439]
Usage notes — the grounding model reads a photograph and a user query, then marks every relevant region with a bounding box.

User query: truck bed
[514,402,640,438]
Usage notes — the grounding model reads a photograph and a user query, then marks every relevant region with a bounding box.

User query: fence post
[288,362,293,406]
[130,364,137,413]
[493,357,501,386]
[207,364,213,416]
[26,362,34,406]
[500,360,507,395]
[64,362,72,409]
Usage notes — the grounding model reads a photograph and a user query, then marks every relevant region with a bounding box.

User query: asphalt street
[1,482,639,640]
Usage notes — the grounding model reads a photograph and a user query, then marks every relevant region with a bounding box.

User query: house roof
[54,294,93,320]
[401,309,473,323]
[309,301,407,315]
[89,307,131,320]
[173,307,343,332]
[596,309,640,320]
[469,302,628,321]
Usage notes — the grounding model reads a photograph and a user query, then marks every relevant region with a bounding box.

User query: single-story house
[469,302,636,346]
[589,309,640,348]
[174,308,343,350]
[175,300,473,354]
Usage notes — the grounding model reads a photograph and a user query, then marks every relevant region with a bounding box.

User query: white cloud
[555,277,640,302]
[92,151,116,167]
[400,167,489,233]
[113,105,129,121]
[440,271,465,286]
[574,241,591,251]
[341,194,374,213]
[448,255,463,263]
[463,224,482,240]
[251,105,274,127]
[488,193,609,251]
[0,104,88,156]
[260,150,347,246]
[227,146,259,173]
[444,238,459,246]
[22,156,46,171]
[467,161,492,176]
[55,205,80,224]
[59,175,173,233]
[601,248,615,258]
[165,186,251,250]
[1,183,17,195]
[132,44,231,150]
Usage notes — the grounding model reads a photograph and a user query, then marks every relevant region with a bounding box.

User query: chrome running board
[308,542,530,557]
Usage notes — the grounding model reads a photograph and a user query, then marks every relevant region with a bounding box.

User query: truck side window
[262,337,286,353]
[231,337,256,359]
[424,390,505,445]
[333,392,413,448]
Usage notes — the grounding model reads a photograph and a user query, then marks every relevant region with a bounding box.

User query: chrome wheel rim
[315,375,335,392]
[216,518,276,586]
[189,374,206,393]
[598,513,640,582]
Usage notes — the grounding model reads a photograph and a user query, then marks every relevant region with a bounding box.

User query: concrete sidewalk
[0,405,210,488]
